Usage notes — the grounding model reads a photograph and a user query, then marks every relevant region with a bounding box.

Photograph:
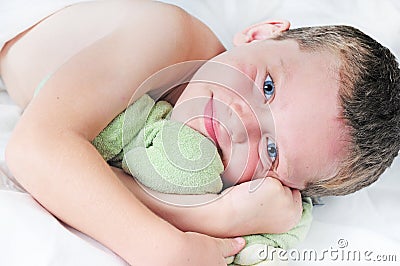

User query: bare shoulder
[158,2,226,59]
[120,1,225,63]
[0,0,223,108]
[0,0,224,139]
[121,1,224,62]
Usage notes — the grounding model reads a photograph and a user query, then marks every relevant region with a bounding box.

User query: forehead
[265,40,347,188]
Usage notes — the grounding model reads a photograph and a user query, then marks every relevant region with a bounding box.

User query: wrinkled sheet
[1,0,399,265]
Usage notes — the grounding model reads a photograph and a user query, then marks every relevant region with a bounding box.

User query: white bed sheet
[1,0,400,265]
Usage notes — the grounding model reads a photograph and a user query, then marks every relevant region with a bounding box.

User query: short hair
[273,25,400,197]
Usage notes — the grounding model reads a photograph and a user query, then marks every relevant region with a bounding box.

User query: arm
[4,1,241,264]
[113,167,303,237]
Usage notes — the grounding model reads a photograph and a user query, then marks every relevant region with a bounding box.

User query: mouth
[204,95,220,149]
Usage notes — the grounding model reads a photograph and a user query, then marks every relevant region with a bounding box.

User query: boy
[1,0,399,265]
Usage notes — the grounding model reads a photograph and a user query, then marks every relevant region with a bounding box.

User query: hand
[179,232,245,266]
[224,177,302,235]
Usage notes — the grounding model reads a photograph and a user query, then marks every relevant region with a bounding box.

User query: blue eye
[263,75,275,101]
[267,139,278,162]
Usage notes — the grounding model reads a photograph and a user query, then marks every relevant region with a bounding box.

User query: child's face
[171,39,348,190]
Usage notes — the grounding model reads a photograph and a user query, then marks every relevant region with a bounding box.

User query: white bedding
[1,0,400,265]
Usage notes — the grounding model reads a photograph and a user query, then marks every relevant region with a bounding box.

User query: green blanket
[92,94,312,265]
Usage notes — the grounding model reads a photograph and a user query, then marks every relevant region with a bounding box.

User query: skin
[0,0,347,265]
[171,37,346,190]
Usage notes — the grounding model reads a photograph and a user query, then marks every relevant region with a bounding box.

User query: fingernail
[234,237,246,247]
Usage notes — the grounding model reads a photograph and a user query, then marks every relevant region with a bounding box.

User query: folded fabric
[93,94,224,194]
[92,94,313,266]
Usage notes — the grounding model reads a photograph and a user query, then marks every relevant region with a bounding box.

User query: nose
[231,100,275,134]
[228,99,262,142]
[259,105,276,137]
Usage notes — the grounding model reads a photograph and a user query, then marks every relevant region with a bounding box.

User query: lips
[204,96,219,148]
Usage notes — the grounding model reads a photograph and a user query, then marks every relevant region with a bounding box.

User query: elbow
[5,132,41,189]
[5,135,24,182]
[5,135,22,174]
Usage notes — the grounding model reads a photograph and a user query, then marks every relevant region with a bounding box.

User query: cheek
[175,82,211,105]
[221,136,261,185]
[268,105,308,188]
[243,139,262,180]
[275,117,341,188]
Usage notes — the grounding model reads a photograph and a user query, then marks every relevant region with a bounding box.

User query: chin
[221,170,252,188]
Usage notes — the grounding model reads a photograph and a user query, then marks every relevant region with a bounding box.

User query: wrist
[221,185,260,236]
[219,188,243,236]
[170,192,234,237]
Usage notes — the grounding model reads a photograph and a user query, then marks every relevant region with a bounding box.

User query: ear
[233,20,290,46]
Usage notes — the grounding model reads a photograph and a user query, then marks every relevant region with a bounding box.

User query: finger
[287,188,302,212]
[217,237,246,258]
[291,188,302,204]
[291,189,303,222]
[292,189,303,216]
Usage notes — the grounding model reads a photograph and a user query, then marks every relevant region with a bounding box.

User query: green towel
[92,94,313,266]
[93,94,224,194]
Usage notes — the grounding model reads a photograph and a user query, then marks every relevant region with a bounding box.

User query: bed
[1,0,399,265]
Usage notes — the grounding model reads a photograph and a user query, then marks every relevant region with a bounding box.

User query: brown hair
[274,25,400,197]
